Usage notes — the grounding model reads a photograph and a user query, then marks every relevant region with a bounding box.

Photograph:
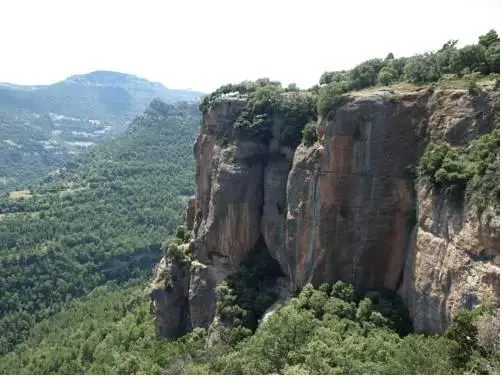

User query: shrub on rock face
[301,122,317,146]
[164,243,185,261]
[419,129,499,210]
[175,225,191,243]
[317,81,349,117]
[418,141,471,195]
[279,92,317,147]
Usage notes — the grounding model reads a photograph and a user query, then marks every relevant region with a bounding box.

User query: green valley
[0,99,200,355]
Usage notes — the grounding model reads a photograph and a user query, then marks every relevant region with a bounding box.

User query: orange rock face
[150,87,499,337]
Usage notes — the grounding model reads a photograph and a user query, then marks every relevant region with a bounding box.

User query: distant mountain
[0,71,205,190]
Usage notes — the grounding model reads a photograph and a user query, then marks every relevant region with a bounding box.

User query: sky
[0,0,500,93]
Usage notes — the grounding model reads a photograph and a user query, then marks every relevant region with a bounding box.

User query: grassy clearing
[9,190,32,200]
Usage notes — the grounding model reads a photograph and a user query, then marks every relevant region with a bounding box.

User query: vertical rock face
[399,89,500,333]
[283,92,427,292]
[149,87,499,337]
[262,152,293,263]
[148,257,191,339]
[193,99,266,267]
[185,196,196,231]
[399,183,500,333]
[282,89,499,332]
[189,99,270,328]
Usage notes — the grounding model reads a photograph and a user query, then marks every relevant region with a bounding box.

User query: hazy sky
[1,0,500,92]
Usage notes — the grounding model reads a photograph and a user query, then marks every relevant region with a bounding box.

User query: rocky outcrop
[192,99,265,269]
[399,181,500,333]
[149,86,499,337]
[186,196,196,231]
[148,256,191,339]
[397,89,500,333]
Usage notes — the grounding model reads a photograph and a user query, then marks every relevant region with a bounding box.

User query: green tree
[350,59,383,89]
[301,123,317,146]
[285,83,300,92]
[435,39,458,74]
[450,45,487,75]
[385,52,395,60]
[403,54,439,83]
[478,29,500,48]
[485,42,500,73]
[445,309,479,369]
[378,66,398,85]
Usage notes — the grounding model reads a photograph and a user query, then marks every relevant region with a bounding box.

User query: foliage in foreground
[1,281,498,375]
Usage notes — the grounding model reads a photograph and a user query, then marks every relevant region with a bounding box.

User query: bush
[485,43,500,74]
[418,141,472,196]
[279,92,317,147]
[419,129,500,210]
[301,123,317,146]
[465,129,500,211]
[427,82,437,94]
[230,80,317,147]
[233,83,283,143]
[403,54,440,83]
[468,79,480,95]
[285,83,300,92]
[377,66,398,85]
[445,309,479,368]
[164,242,186,261]
[330,280,358,302]
[452,45,489,75]
[350,59,383,89]
[317,81,349,117]
[323,297,356,320]
[319,70,350,85]
[213,247,281,343]
[175,225,191,243]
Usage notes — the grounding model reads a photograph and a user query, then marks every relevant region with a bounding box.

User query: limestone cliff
[148,86,499,336]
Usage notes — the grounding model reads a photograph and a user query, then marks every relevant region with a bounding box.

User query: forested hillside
[0,100,200,355]
[0,280,498,374]
[0,71,204,190]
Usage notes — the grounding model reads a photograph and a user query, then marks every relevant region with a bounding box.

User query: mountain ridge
[0,70,205,190]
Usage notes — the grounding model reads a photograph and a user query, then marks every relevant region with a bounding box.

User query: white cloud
[0,0,500,92]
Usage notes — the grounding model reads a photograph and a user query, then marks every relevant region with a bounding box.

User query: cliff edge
[148,83,499,336]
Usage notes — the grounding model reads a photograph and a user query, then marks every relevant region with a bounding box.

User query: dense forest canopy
[0,100,200,355]
[0,280,498,374]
